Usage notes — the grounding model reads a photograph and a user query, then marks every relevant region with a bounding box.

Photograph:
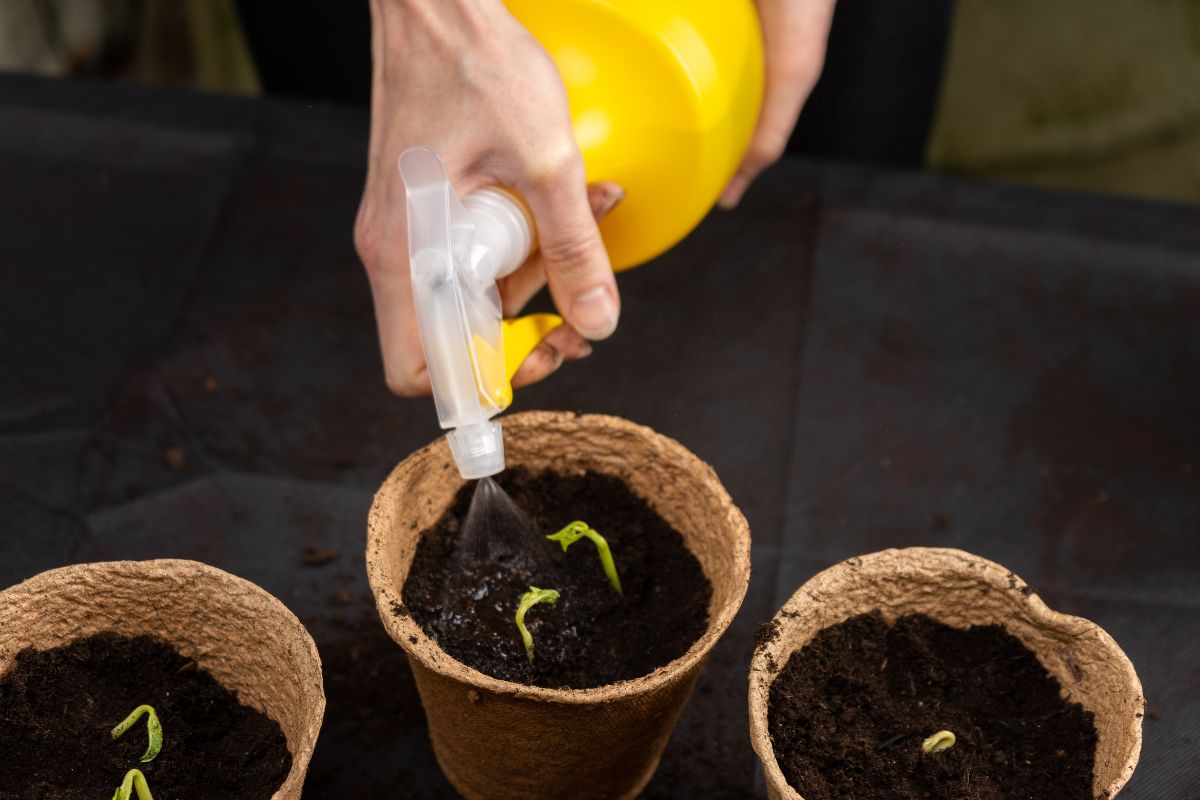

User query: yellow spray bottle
[402,0,763,478]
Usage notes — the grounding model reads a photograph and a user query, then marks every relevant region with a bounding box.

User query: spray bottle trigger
[503,314,565,382]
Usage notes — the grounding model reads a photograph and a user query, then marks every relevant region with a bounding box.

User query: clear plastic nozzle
[446,421,506,480]
[399,147,534,479]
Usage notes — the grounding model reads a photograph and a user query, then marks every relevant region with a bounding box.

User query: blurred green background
[929,0,1200,203]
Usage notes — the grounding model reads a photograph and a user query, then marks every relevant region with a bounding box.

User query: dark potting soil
[401,468,712,688]
[0,633,292,800]
[767,612,1098,800]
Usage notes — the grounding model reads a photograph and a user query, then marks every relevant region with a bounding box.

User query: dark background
[1,72,1198,798]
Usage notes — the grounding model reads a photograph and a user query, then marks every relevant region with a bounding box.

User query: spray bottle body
[402,150,535,479]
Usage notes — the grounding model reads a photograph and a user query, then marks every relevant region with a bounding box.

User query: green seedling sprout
[515,586,560,663]
[922,730,956,753]
[112,768,154,800]
[547,521,623,595]
[111,704,162,763]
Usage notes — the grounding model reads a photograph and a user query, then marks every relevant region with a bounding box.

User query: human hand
[354,0,623,398]
[720,0,837,208]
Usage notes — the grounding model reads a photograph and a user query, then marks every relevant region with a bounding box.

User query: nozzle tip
[447,421,505,480]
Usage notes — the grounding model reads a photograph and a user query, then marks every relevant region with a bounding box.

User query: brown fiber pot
[0,560,325,800]
[749,547,1144,800]
[367,411,751,800]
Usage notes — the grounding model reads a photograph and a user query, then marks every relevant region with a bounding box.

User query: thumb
[497,181,625,317]
[521,159,621,340]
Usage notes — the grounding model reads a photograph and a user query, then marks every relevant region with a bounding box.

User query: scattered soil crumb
[164,446,187,472]
[303,546,340,567]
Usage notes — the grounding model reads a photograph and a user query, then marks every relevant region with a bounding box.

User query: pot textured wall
[748,547,1143,800]
[0,559,325,800]
[367,411,752,800]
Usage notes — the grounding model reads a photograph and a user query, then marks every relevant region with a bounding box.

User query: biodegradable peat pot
[367,411,751,800]
[0,559,325,800]
[749,547,1144,800]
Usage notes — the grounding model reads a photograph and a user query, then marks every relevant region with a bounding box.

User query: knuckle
[532,341,563,370]
[513,343,561,386]
[526,140,584,190]
[384,368,426,399]
[381,342,430,398]
[353,212,383,272]
[541,227,603,277]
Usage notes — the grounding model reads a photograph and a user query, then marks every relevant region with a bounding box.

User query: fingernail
[571,287,619,340]
[718,176,748,210]
[579,343,594,358]
[597,187,625,219]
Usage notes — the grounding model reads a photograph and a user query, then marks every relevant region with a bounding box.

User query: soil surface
[767,612,1097,800]
[0,634,292,800]
[402,468,712,688]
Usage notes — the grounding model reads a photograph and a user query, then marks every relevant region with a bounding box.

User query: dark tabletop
[1,74,1197,799]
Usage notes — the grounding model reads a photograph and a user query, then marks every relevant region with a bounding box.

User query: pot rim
[747,546,1144,800]
[0,558,326,800]
[366,410,752,705]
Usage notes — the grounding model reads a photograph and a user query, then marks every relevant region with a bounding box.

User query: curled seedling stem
[111,704,162,763]
[515,586,560,663]
[922,730,956,753]
[112,768,154,800]
[547,521,623,595]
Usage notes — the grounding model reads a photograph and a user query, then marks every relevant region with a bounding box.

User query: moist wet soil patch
[0,633,291,800]
[402,468,712,688]
[767,612,1097,800]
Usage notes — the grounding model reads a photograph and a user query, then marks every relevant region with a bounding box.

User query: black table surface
[2,74,1197,799]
